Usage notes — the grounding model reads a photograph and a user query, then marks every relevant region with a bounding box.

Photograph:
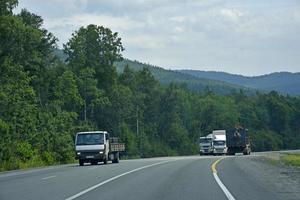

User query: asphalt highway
[0,154,296,200]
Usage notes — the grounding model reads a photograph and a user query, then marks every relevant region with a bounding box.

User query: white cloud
[125,35,167,49]
[170,16,186,23]
[17,0,300,75]
[57,14,144,31]
[174,27,184,33]
[220,8,243,21]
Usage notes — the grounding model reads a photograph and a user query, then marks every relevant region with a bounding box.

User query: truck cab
[199,134,213,155]
[212,140,227,155]
[212,130,227,155]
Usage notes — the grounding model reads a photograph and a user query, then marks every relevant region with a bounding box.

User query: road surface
[0,154,299,200]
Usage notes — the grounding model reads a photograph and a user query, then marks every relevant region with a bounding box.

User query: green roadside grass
[0,157,77,172]
[281,153,300,167]
[0,154,138,172]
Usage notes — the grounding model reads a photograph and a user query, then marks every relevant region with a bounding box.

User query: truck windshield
[76,133,104,145]
[213,141,225,146]
[199,138,211,144]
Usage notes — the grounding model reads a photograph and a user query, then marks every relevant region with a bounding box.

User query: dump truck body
[226,128,251,155]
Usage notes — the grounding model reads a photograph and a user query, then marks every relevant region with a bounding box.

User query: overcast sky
[17,0,300,76]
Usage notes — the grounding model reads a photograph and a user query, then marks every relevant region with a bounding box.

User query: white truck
[212,130,227,155]
[199,134,213,155]
[75,131,125,166]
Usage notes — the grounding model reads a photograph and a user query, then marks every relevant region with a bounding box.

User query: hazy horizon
[120,58,300,77]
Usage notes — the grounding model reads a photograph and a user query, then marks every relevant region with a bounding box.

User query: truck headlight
[99,151,104,154]
[77,152,81,155]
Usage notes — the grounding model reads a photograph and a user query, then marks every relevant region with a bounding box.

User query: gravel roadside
[243,154,300,200]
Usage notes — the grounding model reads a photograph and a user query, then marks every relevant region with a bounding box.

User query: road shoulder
[219,155,300,200]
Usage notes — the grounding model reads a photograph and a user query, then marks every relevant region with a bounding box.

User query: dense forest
[0,1,300,171]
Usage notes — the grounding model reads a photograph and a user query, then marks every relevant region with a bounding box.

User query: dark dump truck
[226,128,251,155]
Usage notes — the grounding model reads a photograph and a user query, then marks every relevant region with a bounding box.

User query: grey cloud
[17,0,300,75]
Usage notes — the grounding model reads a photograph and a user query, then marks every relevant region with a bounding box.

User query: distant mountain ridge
[54,49,244,95]
[115,59,253,95]
[53,49,298,95]
[179,70,300,95]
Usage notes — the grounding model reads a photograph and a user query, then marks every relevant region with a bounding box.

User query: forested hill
[114,59,253,95]
[56,52,300,96]
[1,0,300,172]
[179,70,300,96]
[54,51,253,95]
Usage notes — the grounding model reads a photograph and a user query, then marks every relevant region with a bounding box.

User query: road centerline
[41,175,56,180]
[211,157,236,200]
[211,157,225,173]
[65,159,175,200]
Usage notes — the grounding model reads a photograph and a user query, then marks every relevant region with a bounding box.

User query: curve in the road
[211,157,236,200]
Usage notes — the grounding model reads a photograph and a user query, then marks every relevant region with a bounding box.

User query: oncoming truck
[226,127,251,155]
[212,130,227,155]
[75,131,125,166]
[199,134,213,155]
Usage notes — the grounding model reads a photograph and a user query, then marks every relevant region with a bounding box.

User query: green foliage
[282,153,300,167]
[250,130,283,151]
[115,59,253,95]
[0,0,18,16]
[16,142,34,161]
[196,94,239,132]
[77,68,109,121]
[53,70,83,111]
[0,119,9,161]
[119,123,139,156]
[64,24,124,91]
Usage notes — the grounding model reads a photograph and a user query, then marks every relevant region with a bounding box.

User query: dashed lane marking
[41,175,56,180]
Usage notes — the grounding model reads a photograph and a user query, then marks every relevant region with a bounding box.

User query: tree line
[0,1,300,171]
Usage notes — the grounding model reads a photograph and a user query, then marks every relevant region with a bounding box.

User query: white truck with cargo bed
[75,131,125,166]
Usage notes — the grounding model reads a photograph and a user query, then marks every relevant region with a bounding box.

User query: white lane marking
[213,172,236,200]
[88,166,98,170]
[65,160,173,200]
[41,175,56,180]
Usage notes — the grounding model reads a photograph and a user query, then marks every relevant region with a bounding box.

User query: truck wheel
[243,150,249,155]
[79,159,84,166]
[112,152,119,163]
[103,156,108,165]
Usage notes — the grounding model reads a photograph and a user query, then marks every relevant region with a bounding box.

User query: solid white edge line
[41,175,56,180]
[65,160,173,200]
[213,172,236,200]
